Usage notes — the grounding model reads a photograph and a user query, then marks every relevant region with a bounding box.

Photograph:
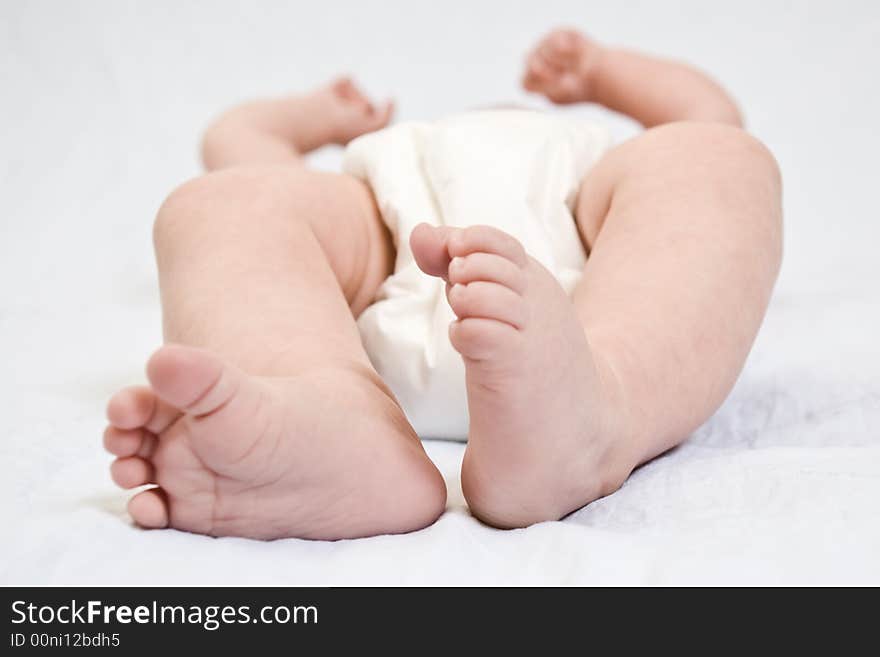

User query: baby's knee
[699,124,781,196]
[697,125,783,262]
[615,122,783,254]
[155,169,253,245]
[647,122,782,191]
[668,124,784,264]
[152,167,314,246]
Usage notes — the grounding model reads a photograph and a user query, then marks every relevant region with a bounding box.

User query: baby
[102,28,782,538]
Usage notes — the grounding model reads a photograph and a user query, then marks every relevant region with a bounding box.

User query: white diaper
[342,110,611,440]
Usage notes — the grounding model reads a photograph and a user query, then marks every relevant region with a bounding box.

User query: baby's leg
[103,166,446,539]
[572,122,781,464]
[411,121,781,528]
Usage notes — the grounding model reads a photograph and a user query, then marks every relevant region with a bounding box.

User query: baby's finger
[335,77,373,113]
[526,55,557,85]
[533,46,566,75]
[522,71,541,92]
[543,74,583,104]
[552,29,582,50]
[540,36,578,69]
[366,99,394,131]
[522,59,544,91]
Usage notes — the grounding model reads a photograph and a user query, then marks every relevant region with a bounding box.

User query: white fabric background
[1,0,878,585]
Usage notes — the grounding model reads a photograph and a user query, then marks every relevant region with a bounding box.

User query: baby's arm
[523,29,742,127]
[201,77,393,170]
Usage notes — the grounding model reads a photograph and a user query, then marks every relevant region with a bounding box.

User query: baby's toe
[106,386,155,430]
[110,456,156,489]
[103,426,157,458]
[448,252,526,293]
[128,489,169,529]
[106,385,179,434]
[447,281,524,328]
[449,318,520,361]
[410,222,455,277]
[146,344,235,415]
[448,225,528,267]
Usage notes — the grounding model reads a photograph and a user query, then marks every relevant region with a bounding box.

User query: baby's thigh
[573,122,782,251]
[288,169,393,313]
[163,166,389,306]
[157,165,391,315]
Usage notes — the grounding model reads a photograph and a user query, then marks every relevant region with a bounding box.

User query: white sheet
[2,0,879,585]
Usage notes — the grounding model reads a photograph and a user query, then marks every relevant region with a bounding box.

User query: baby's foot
[103,345,445,540]
[411,224,631,528]
[522,28,603,104]
[319,77,395,145]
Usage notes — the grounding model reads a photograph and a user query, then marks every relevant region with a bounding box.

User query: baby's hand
[522,28,601,104]
[322,77,395,145]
